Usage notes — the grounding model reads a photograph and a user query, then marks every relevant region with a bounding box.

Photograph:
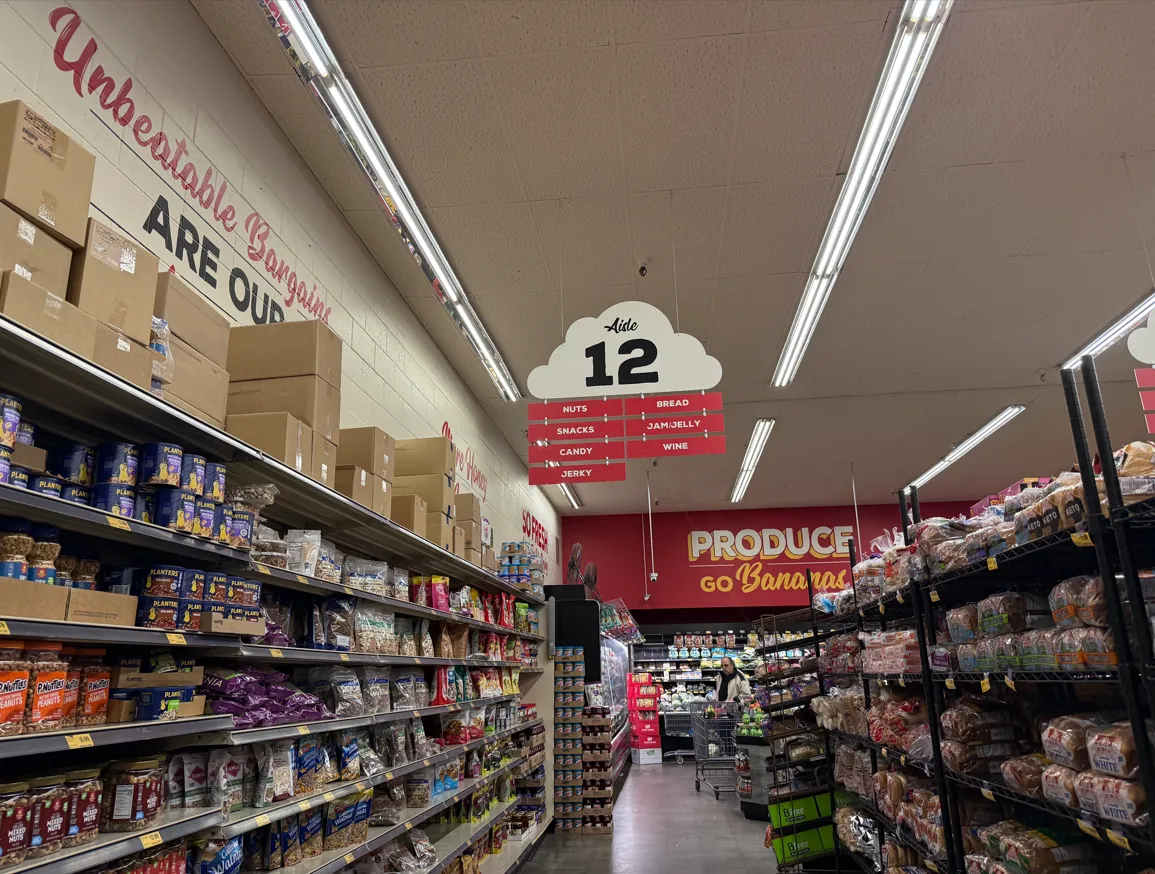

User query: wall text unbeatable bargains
[48,6,330,323]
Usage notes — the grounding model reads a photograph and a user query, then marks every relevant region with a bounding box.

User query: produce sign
[527,302,725,485]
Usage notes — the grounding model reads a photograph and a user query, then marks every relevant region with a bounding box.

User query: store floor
[522,762,774,873]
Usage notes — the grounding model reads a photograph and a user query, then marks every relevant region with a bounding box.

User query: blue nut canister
[60,485,90,505]
[91,484,135,517]
[176,599,203,631]
[153,487,195,533]
[95,443,138,486]
[181,454,206,496]
[8,467,28,489]
[180,568,205,599]
[49,443,96,486]
[204,572,229,604]
[192,498,215,538]
[31,475,62,498]
[142,565,183,597]
[0,447,10,485]
[139,443,183,487]
[204,463,226,503]
[133,490,155,524]
[15,423,34,445]
[136,687,184,720]
[0,393,21,449]
[212,503,233,545]
[229,507,254,549]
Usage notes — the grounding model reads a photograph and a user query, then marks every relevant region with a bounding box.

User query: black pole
[909,484,922,525]
[1074,359,1155,850]
[897,490,910,545]
[809,568,842,874]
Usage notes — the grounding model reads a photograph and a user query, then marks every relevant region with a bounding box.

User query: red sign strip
[528,441,626,464]
[625,412,725,438]
[1138,368,1155,389]
[528,399,625,421]
[528,419,625,442]
[627,435,727,458]
[529,463,627,485]
[623,392,723,416]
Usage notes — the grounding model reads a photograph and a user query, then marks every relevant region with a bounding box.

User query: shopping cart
[661,711,695,764]
[690,700,740,799]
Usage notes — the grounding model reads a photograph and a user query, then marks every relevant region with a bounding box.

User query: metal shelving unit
[0,714,232,760]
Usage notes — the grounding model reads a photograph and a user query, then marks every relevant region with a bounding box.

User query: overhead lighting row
[267,0,521,403]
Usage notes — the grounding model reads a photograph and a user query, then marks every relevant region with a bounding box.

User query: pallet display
[582,706,615,835]
[627,672,662,765]
[553,645,586,832]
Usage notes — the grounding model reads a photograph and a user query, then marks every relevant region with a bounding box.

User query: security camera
[638,261,648,278]
[649,571,658,583]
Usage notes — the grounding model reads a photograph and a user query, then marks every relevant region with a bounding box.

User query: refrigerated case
[587,633,630,735]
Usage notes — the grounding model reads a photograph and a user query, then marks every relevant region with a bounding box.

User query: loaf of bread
[1041,764,1079,808]
[1041,714,1106,770]
[958,644,980,672]
[1000,828,1095,874]
[1074,576,1107,627]
[1053,484,1086,531]
[949,605,981,644]
[1048,576,1090,628]
[941,700,1015,743]
[1001,753,1048,798]
[1093,774,1147,827]
[1088,722,1140,778]
[977,592,1051,638]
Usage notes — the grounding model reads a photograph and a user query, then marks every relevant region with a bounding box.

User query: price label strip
[65,733,94,749]
[139,831,164,849]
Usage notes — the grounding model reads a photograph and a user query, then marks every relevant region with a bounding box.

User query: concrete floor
[521,762,776,873]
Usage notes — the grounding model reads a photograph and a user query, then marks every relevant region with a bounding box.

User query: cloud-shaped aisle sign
[529,301,722,399]
[1129,314,1155,364]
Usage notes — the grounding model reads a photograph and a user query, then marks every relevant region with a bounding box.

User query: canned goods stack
[553,646,585,831]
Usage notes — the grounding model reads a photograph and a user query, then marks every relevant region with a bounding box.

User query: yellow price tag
[1072,532,1093,547]
[386,772,394,780]
[898,678,906,688]
[900,755,907,766]
[881,747,889,758]
[345,854,356,865]
[987,557,998,570]
[296,574,308,584]
[1077,819,1099,839]
[268,648,284,658]
[299,799,312,811]
[980,675,991,693]
[859,610,865,618]
[107,516,131,531]
[405,822,413,831]
[413,657,422,665]
[929,590,940,602]
[926,861,938,873]
[139,831,163,849]
[423,759,431,767]
[343,586,353,595]
[297,725,311,735]
[945,678,956,690]
[413,710,421,718]
[256,814,271,827]
[1107,830,1131,851]
[66,733,94,749]
[323,791,336,802]
[257,564,271,574]
[0,621,9,635]
[1005,676,1016,692]
[880,603,886,615]
[356,782,366,791]
[896,593,904,604]
[339,653,349,662]
[166,632,186,646]
[981,788,995,801]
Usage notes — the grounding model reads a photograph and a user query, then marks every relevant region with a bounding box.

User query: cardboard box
[396,436,455,477]
[391,493,427,537]
[66,589,137,626]
[227,319,342,390]
[154,271,231,368]
[227,375,340,444]
[453,525,466,558]
[0,101,96,248]
[167,393,224,430]
[312,432,337,488]
[372,475,391,517]
[454,491,482,525]
[0,577,69,620]
[394,472,454,518]
[0,271,96,357]
[461,520,482,551]
[0,202,71,296]
[425,511,453,551]
[10,442,46,473]
[169,336,228,424]
[227,411,312,473]
[67,218,159,344]
[111,666,205,689]
[336,465,374,508]
[199,612,264,635]
[465,547,482,566]
[338,427,395,481]
[482,544,496,571]
[92,323,152,390]
[178,695,206,718]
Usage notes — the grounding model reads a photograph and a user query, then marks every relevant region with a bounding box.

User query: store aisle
[521,763,774,873]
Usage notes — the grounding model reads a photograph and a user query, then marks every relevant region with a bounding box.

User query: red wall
[562,502,970,612]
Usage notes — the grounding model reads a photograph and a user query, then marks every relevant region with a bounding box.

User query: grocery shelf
[827,729,933,776]
[854,584,915,620]
[0,616,240,647]
[0,482,250,564]
[759,629,842,656]
[861,673,923,684]
[843,790,946,867]
[424,797,520,874]
[213,643,526,669]
[764,694,819,714]
[935,670,1119,685]
[0,714,232,760]
[944,768,1151,852]
[217,774,373,838]
[5,806,224,874]
[478,815,551,874]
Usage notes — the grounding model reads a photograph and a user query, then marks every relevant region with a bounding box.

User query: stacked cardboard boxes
[225,320,342,483]
[337,426,394,517]
[455,492,483,565]
[394,436,455,551]
[154,271,231,426]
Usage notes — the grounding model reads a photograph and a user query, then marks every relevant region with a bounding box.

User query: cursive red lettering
[195,167,215,210]
[148,131,170,164]
[132,114,152,148]
[168,138,188,175]
[49,7,92,98]
[179,161,198,193]
[87,64,134,126]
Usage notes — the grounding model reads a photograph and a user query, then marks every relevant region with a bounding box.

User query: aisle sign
[526,302,725,485]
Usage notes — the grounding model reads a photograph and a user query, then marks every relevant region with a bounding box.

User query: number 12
[584,340,659,387]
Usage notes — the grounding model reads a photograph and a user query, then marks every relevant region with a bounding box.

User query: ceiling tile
[191,0,288,76]
[889,1,1089,170]
[424,202,555,295]
[487,47,623,200]
[535,196,637,290]
[612,0,749,43]
[711,273,800,347]
[344,209,437,299]
[479,290,565,357]
[476,1,609,56]
[312,0,481,67]
[671,187,729,282]
[357,61,522,207]
[749,0,894,33]
[617,36,744,191]
[717,178,836,276]
[732,21,885,184]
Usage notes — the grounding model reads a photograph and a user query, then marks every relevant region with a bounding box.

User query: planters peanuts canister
[95,443,138,486]
[180,454,206,496]
[139,443,183,487]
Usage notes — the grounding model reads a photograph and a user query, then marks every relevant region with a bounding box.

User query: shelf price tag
[297,725,311,735]
[339,654,350,662]
[859,610,865,618]
[139,831,163,849]
[980,788,995,801]
[881,748,889,758]
[879,603,886,615]
[1004,675,1016,692]
[0,622,9,635]
[107,517,131,531]
[1077,820,1099,839]
[323,792,336,802]
[296,574,308,584]
[413,711,421,718]
[269,649,283,658]
[256,814,271,827]
[986,557,998,571]
[929,590,940,603]
[945,678,956,690]
[980,675,991,693]
[1072,532,1094,548]
[386,772,394,781]
[256,564,270,574]
[356,782,366,791]
[1107,830,1131,851]
[413,657,422,665]
[165,633,186,646]
[896,593,904,604]
[423,759,431,767]
[343,586,353,595]
[65,733,94,749]
[405,822,413,831]
[900,756,907,766]
[298,799,312,812]
[345,854,356,865]
[925,861,938,872]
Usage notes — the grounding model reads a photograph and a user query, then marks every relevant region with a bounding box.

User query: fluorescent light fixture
[559,484,582,510]
[772,0,952,387]
[729,418,775,503]
[263,1,521,402]
[1063,288,1155,370]
[906,405,1025,491]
